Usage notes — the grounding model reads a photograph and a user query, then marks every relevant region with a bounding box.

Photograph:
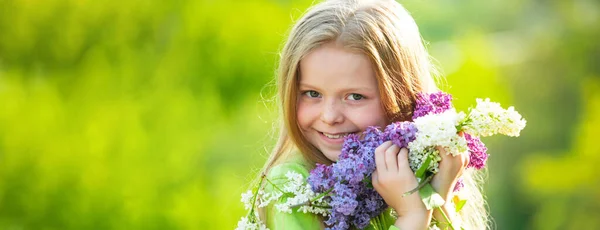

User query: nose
[320,99,344,125]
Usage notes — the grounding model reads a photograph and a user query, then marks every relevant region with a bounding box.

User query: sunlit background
[0,0,599,229]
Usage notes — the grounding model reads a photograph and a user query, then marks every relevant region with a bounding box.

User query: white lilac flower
[464,98,526,137]
[241,190,254,210]
[276,182,328,215]
[257,191,282,208]
[299,197,329,216]
[408,147,442,173]
[235,217,269,230]
[409,109,468,157]
[283,171,305,192]
[268,171,328,215]
[275,203,292,214]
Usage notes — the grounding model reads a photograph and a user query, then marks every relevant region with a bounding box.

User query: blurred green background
[0,0,598,229]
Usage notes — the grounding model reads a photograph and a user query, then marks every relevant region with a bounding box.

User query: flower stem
[248,174,267,221]
[312,187,334,201]
[289,187,334,209]
[370,213,384,230]
[289,202,331,209]
[403,174,433,197]
[436,206,456,230]
[264,176,293,196]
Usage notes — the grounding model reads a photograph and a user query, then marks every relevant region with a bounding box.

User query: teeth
[323,133,350,139]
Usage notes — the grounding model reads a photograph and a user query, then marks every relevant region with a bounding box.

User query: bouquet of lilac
[306,125,416,229]
[236,92,526,230]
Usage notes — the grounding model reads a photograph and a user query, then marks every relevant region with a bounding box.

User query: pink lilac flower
[453,178,464,193]
[465,133,488,170]
[412,92,453,119]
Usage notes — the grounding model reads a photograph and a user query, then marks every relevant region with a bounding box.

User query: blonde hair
[259,0,489,228]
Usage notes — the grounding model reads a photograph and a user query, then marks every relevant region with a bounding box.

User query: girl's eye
[347,93,364,101]
[304,90,321,98]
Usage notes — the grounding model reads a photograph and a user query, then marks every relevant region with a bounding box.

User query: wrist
[394,210,432,230]
[430,177,455,201]
[391,190,428,217]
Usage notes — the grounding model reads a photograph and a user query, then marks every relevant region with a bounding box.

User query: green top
[264,154,401,230]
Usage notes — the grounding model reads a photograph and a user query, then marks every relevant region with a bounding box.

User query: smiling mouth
[320,132,354,139]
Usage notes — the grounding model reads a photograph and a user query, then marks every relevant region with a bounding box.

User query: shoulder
[263,155,323,229]
[267,162,310,180]
[266,154,312,181]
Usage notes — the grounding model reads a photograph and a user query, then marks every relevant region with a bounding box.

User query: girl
[256,0,488,229]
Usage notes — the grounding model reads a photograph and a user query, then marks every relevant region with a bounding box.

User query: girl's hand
[430,144,470,201]
[372,141,431,229]
[430,136,470,229]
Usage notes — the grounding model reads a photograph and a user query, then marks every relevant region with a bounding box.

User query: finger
[463,149,470,163]
[385,144,400,172]
[396,147,411,171]
[436,146,449,158]
[462,151,470,171]
[375,141,393,171]
[371,171,379,189]
[437,145,468,167]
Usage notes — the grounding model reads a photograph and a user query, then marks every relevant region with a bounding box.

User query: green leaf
[455,199,467,213]
[419,183,445,210]
[415,154,433,179]
[363,178,374,188]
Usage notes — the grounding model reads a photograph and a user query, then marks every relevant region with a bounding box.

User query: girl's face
[297,43,388,162]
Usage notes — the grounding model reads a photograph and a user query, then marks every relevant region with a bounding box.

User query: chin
[322,151,340,162]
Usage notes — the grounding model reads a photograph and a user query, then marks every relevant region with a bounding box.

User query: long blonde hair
[259,0,489,228]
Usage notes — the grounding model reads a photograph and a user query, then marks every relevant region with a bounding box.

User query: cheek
[352,104,388,129]
[296,101,315,129]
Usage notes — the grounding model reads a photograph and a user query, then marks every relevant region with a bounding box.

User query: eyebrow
[298,83,374,92]
[298,83,320,90]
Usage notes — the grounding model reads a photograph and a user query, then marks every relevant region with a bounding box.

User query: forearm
[393,210,432,230]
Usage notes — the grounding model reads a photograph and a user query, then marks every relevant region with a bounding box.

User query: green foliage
[0,0,598,229]
[520,78,600,229]
[419,184,445,211]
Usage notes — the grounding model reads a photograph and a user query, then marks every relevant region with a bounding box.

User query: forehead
[299,43,377,90]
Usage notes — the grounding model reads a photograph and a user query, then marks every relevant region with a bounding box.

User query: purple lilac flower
[363,188,386,214]
[453,177,464,192]
[465,133,488,170]
[308,163,334,193]
[357,146,376,175]
[351,177,388,229]
[330,183,358,216]
[384,121,418,148]
[340,133,361,159]
[311,127,393,230]
[362,126,384,146]
[325,213,349,230]
[333,153,367,185]
[412,92,453,119]
[351,207,371,229]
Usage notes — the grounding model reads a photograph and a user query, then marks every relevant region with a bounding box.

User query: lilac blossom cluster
[308,125,417,230]
[413,91,454,120]
[412,92,491,192]
[464,133,488,170]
